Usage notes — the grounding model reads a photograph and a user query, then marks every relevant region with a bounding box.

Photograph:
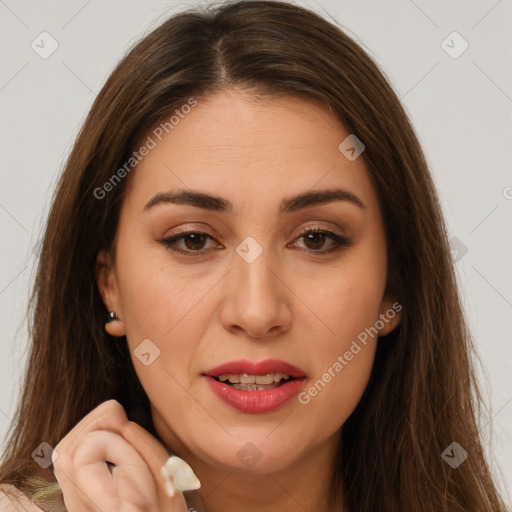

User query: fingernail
[160,455,201,497]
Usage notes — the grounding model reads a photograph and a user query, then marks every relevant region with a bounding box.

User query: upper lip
[204,359,306,378]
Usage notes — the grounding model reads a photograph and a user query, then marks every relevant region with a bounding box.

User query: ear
[377,288,403,337]
[95,249,125,337]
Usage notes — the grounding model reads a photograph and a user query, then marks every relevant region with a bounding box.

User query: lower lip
[204,376,305,414]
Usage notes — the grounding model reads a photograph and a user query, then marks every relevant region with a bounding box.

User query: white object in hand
[160,455,201,497]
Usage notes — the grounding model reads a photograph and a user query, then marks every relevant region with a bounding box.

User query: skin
[96,88,402,512]
[52,400,189,512]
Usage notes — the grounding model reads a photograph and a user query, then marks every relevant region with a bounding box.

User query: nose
[219,243,293,340]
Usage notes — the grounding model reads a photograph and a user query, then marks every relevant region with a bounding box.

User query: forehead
[123,90,375,213]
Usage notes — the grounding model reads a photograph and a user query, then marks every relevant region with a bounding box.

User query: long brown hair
[0,1,508,510]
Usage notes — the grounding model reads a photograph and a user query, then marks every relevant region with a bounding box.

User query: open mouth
[211,373,297,391]
[205,363,307,413]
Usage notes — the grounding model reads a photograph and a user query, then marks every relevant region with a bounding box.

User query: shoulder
[0,484,46,511]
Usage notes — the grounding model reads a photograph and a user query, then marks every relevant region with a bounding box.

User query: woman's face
[96,89,401,475]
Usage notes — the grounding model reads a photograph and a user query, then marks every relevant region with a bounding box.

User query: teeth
[217,372,291,384]
[231,382,281,391]
[255,374,274,384]
[219,374,240,383]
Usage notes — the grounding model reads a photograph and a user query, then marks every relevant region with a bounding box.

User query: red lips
[204,359,306,378]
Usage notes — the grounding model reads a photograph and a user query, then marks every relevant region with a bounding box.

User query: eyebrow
[143,187,365,215]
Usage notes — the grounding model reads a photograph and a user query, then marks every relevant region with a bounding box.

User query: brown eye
[161,231,219,256]
[302,231,327,250]
[292,228,351,254]
[182,233,208,250]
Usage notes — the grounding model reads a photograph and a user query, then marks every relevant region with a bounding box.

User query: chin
[193,434,303,475]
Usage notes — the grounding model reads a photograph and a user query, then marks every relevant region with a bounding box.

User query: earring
[105,311,124,338]
[107,311,121,322]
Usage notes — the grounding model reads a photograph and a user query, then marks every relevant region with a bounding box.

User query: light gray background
[1,0,511,499]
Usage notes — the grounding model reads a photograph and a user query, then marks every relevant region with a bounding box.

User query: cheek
[294,251,385,424]
[300,251,387,347]
[115,237,214,342]
[297,330,378,431]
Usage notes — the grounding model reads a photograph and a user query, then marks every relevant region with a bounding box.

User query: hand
[52,399,189,512]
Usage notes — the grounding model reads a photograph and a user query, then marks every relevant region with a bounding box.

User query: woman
[0,0,508,510]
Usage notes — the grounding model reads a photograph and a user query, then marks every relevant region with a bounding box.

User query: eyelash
[160,227,352,257]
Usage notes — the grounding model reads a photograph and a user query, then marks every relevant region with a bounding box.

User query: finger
[54,400,135,481]
[54,399,189,511]
[59,400,170,494]
[56,400,128,447]
[74,429,150,482]
[74,431,157,511]
[54,430,158,512]
[53,401,147,512]
[54,399,128,464]
[121,420,190,511]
